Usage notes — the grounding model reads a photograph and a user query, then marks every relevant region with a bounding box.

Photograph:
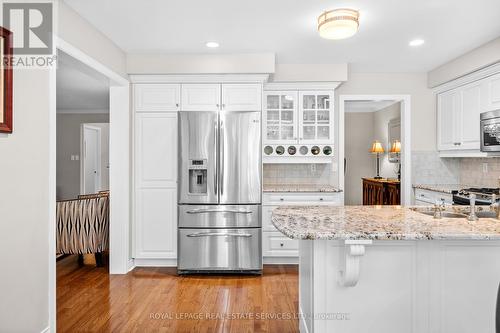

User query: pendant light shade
[318,8,360,40]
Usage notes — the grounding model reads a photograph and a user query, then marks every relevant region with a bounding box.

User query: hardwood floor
[57,256,299,333]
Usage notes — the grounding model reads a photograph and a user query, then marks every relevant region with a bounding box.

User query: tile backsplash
[412,151,460,185]
[412,151,500,187]
[459,158,500,187]
[263,163,335,185]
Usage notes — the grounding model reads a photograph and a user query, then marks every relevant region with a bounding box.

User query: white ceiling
[64,0,500,72]
[345,100,400,113]
[57,51,110,112]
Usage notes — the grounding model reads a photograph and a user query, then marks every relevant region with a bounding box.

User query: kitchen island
[272,205,500,333]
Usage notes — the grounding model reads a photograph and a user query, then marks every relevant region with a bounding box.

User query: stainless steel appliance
[452,187,500,205]
[178,110,262,274]
[480,110,500,152]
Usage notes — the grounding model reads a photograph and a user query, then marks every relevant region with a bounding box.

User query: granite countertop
[263,184,342,193]
[272,205,500,241]
[412,184,469,194]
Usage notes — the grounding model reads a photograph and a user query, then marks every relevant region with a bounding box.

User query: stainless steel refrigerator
[177,110,262,274]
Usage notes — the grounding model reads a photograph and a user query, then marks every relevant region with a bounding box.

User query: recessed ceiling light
[409,39,425,47]
[206,41,219,48]
[318,8,360,40]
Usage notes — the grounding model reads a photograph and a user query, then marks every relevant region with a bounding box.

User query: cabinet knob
[280,242,284,247]
[319,198,324,201]
[176,103,179,107]
[280,198,284,201]
[216,104,220,108]
[222,104,226,108]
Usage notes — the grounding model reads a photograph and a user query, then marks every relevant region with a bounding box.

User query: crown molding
[129,74,269,84]
[264,81,342,91]
[433,62,500,94]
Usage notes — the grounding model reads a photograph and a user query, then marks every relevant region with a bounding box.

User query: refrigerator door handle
[186,232,252,238]
[220,119,224,196]
[186,208,253,214]
[214,118,218,196]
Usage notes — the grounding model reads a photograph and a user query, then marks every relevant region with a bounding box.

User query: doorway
[339,95,411,205]
[81,123,110,195]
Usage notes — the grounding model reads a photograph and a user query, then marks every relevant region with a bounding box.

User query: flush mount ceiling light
[409,39,425,47]
[318,8,360,40]
[206,41,219,48]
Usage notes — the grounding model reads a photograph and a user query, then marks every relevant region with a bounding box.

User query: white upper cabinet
[484,73,500,111]
[299,91,334,144]
[263,90,334,144]
[181,84,221,111]
[460,82,482,150]
[437,70,500,154]
[135,113,177,188]
[263,91,299,144]
[222,83,262,111]
[135,84,180,112]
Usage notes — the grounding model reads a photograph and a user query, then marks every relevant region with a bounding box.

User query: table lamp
[370,140,384,179]
[390,140,401,180]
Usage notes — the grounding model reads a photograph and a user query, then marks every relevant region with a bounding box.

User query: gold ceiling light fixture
[317,8,360,40]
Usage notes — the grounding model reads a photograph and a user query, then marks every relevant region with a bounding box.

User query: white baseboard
[127,258,135,272]
[133,258,177,267]
[263,256,299,265]
[299,306,310,333]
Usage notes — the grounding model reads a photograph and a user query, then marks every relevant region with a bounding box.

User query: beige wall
[0,69,52,332]
[56,113,109,200]
[344,112,374,205]
[374,103,401,179]
[337,72,435,152]
[428,37,500,88]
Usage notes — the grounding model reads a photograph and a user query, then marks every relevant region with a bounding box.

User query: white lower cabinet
[262,191,342,261]
[135,188,177,259]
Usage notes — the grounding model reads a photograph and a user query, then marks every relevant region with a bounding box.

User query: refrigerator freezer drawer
[178,228,262,272]
[178,204,261,228]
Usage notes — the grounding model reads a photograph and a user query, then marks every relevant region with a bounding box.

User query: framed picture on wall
[0,27,13,133]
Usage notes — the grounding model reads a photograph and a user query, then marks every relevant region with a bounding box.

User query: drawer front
[178,205,261,228]
[262,205,279,231]
[178,228,262,271]
[263,232,298,257]
[414,189,452,205]
[263,192,342,205]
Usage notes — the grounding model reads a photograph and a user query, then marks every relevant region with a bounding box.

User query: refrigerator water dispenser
[188,159,207,194]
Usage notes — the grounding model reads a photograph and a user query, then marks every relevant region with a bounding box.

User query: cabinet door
[135,188,177,258]
[483,73,500,111]
[135,84,180,112]
[298,91,334,144]
[222,83,262,111]
[181,84,221,111]
[135,113,177,188]
[460,82,482,150]
[263,91,298,144]
[437,90,460,151]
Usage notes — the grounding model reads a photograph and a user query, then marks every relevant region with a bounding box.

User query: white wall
[0,69,52,333]
[127,53,275,74]
[428,37,500,88]
[271,64,348,82]
[58,0,127,78]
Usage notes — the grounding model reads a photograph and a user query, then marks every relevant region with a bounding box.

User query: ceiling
[345,100,400,113]
[64,0,500,72]
[57,51,110,112]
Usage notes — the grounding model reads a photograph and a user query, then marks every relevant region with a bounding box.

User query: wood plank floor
[57,256,299,333]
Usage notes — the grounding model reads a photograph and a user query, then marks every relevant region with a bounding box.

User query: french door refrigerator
[177,110,262,274]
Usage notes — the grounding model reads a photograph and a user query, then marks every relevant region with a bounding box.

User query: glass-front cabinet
[299,91,333,143]
[264,91,298,144]
[264,90,334,144]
